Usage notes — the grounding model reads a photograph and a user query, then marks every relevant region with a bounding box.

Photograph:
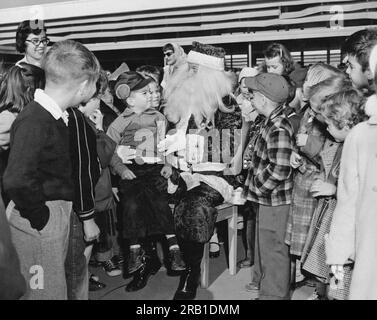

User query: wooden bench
[169,202,239,289]
[200,203,238,288]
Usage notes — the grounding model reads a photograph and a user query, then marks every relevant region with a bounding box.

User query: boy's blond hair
[42,40,100,86]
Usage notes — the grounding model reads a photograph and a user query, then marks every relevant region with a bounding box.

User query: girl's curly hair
[322,88,368,129]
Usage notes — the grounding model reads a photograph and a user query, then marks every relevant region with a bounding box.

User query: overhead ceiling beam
[83,25,370,51]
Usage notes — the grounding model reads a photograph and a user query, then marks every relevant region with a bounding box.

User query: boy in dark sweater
[3,40,100,299]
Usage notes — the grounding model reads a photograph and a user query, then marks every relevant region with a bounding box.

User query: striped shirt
[245,105,294,206]
[68,108,101,221]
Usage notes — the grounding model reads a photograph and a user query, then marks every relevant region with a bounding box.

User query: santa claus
[158,41,243,300]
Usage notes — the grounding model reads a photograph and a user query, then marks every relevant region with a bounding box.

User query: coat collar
[121,107,158,117]
[264,104,285,124]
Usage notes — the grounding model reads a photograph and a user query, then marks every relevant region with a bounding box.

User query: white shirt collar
[34,89,69,126]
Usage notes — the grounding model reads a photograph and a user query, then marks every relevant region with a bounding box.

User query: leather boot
[125,254,154,292]
[173,241,203,300]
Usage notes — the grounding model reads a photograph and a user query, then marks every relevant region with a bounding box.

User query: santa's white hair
[163,65,234,129]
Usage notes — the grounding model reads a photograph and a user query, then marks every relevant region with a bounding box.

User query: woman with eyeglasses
[15,20,49,67]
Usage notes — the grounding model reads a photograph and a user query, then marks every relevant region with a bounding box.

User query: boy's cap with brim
[245,73,289,104]
[114,71,153,100]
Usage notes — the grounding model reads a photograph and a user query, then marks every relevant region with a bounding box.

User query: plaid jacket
[245,105,294,206]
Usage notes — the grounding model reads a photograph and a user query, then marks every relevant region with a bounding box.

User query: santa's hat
[365,44,377,117]
[187,41,226,71]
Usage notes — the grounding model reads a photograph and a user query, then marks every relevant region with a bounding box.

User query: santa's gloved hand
[157,130,186,155]
[116,145,136,164]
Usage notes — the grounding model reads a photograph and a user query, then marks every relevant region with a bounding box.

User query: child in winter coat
[302,87,366,300]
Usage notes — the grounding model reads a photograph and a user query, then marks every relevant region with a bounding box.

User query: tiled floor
[89,233,315,300]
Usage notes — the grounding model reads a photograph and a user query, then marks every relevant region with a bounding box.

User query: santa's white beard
[164,66,233,128]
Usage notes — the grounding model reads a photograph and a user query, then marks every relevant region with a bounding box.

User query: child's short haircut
[42,40,100,86]
[322,89,367,129]
[342,28,377,72]
[263,42,294,75]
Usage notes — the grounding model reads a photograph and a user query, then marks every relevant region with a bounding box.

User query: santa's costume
[159,42,243,300]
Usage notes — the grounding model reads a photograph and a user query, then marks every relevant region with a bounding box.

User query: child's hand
[310,180,336,197]
[89,109,104,131]
[296,133,308,147]
[121,168,136,180]
[83,219,100,242]
[161,165,172,179]
[290,151,303,168]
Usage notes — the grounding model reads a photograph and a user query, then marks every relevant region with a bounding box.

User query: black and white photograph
[0,0,376,304]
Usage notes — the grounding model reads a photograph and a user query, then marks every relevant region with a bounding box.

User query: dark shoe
[89,274,106,291]
[237,258,253,268]
[125,259,154,292]
[112,254,125,268]
[173,267,200,300]
[102,259,122,277]
[128,247,145,274]
[169,248,186,272]
[209,242,220,259]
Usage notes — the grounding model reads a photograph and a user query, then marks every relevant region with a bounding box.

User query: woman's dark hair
[16,20,47,53]
[162,43,174,53]
[0,62,45,113]
[264,42,295,75]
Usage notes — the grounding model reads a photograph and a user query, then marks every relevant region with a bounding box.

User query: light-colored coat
[325,115,377,300]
